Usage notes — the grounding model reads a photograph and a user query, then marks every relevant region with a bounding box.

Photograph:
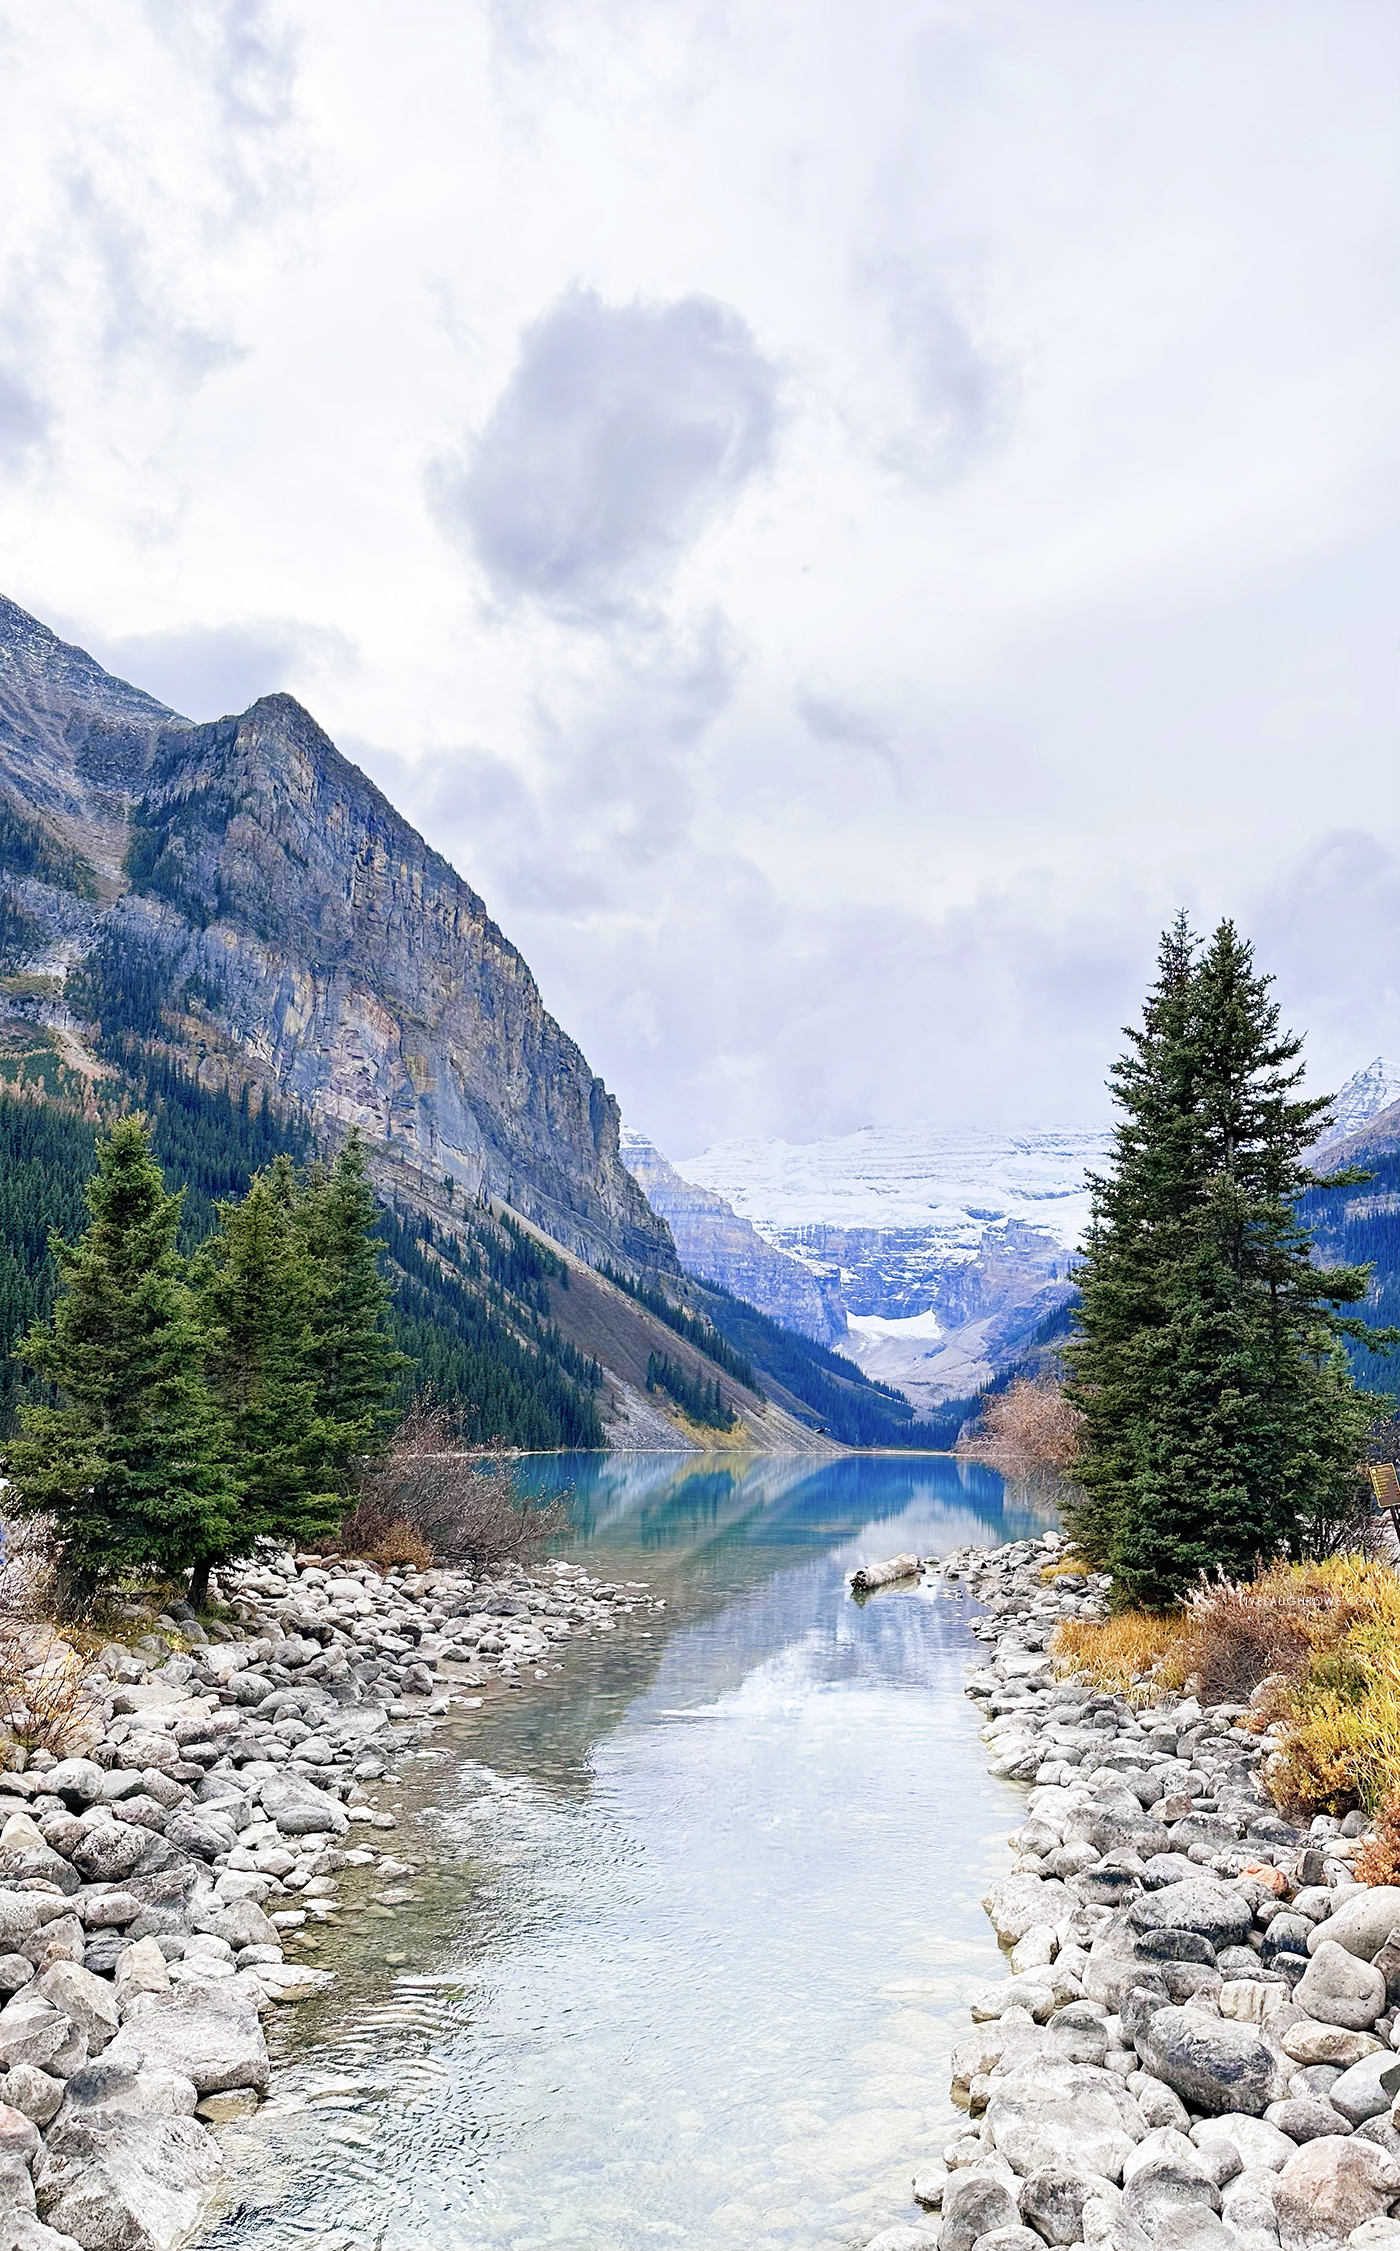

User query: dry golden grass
[1053,1611,1186,1701]
[1054,1554,1400,1817]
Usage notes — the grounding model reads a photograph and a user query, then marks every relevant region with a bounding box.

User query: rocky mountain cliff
[619,1128,846,1345]
[0,593,675,1276]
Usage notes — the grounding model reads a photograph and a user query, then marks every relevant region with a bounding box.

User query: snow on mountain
[674,1124,1113,1265]
[659,1123,1112,1406]
[1317,1058,1400,1145]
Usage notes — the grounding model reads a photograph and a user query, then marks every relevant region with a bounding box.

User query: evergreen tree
[193,1170,341,1599]
[294,1131,408,1482]
[9,1118,237,1609]
[1066,919,1387,1606]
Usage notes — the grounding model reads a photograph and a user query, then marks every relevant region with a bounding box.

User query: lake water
[202,1452,1052,2251]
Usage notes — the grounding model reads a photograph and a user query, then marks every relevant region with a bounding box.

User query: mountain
[663,1123,1108,1405]
[661,1061,1400,1409]
[1315,1058,1400,1146]
[619,1127,846,1345]
[0,595,841,1454]
[1305,1089,1400,1397]
[0,593,672,1274]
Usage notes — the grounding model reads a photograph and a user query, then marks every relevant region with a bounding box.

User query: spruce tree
[294,1130,408,1484]
[193,1170,341,1598]
[9,1118,237,1609]
[1066,919,1386,1607]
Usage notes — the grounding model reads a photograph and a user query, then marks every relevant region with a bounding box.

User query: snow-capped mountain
[674,1124,1113,1263]
[645,1059,1400,1409]
[1315,1058,1400,1146]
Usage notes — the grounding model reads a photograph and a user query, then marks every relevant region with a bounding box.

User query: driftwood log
[849,1553,923,1595]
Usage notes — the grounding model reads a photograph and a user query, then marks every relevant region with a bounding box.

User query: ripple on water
[198,1451,1049,2251]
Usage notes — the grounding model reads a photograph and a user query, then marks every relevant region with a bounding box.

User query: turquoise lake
[204,1451,1051,2251]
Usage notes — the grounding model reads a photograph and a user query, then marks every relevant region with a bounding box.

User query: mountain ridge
[0,592,674,1276]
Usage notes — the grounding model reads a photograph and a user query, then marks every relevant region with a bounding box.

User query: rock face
[0,593,675,1274]
[618,1130,846,1344]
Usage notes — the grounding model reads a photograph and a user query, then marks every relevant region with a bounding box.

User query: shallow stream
[201,1452,1049,2251]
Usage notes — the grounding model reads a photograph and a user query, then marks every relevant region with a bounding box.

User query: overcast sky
[1,1,1395,1154]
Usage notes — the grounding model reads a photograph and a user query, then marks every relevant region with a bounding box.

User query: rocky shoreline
[0,1545,660,2250]
[863,1533,1400,2251]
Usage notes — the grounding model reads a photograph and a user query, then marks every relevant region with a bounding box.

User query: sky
[0,1,1396,1156]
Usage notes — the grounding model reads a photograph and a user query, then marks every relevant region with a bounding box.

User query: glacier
[632,1058,1400,1409]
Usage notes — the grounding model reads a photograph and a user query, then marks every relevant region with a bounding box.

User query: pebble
[859,1532,1400,2251]
[0,1543,658,2247]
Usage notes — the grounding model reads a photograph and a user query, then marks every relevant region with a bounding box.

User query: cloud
[1250,830,1400,1094]
[878,279,1008,487]
[0,364,48,468]
[428,287,779,620]
[77,617,356,722]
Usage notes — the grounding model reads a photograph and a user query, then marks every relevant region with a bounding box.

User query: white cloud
[428,287,779,620]
[0,0,1393,1153]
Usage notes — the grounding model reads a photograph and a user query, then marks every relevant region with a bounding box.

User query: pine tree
[9,1118,237,1609]
[1066,919,1386,1607]
[294,1131,408,1483]
[193,1169,341,1597]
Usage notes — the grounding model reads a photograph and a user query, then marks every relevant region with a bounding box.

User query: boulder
[114,1940,170,2008]
[1121,2153,1221,2239]
[70,1823,147,1886]
[1264,1916,1315,1967]
[866,2231,940,2251]
[983,1876,1071,1948]
[1130,1882,1253,1950]
[44,1763,105,1813]
[1308,1895,1400,1966]
[257,1776,348,1839]
[985,2068,1145,2183]
[160,1813,231,1863]
[1018,2167,1122,2245]
[1267,2099,1355,2144]
[101,2002,268,2094]
[0,2107,39,2163]
[1190,2116,1299,2175]
[0,1899,69,1953]
[52,2062,198,2129]
[30,1965,118,2054]
[941,2171,1021,2251]
[1132,2077,1192,2135]
[1135,2006,1281,2117]
[0,1846,78,1898]
[1296,1944,1388,2033]
[0,1995,87,2079]
[1124,2133,1222,2193]
[76,1892,141,1932]
[971,1979,1057,2024]
[1331,2058,1400,2129]
[969,2231,1041,2251]
[1,2067,63,2127]
[1218,2166,1279,2238]
[1283,2026,1387,2070]
[188,1897,279,1953]
[1272,2136,1400,2251]
[34,2113,223,2251]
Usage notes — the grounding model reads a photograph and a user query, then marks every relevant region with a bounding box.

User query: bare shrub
[958,1377,1086,1479]
[0,1617,102,1756]
[349,1396,571,1570]
[1174,1572,1318,1705]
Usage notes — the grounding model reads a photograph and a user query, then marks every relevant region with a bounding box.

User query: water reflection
[203,1452,1046,2251]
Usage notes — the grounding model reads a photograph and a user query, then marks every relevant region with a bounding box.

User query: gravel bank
[0,1545,659,2250]
[862,1533,1400,2251]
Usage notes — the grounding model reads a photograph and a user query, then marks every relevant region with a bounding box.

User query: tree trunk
[188,1557,212,1610]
